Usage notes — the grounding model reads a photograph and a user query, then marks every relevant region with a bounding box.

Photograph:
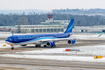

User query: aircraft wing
[39,38,74,42]
[39,34,102,42]
[71,34,102,40]
[10,34,102,45]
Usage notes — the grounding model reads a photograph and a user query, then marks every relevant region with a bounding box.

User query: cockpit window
[6,38,12,41]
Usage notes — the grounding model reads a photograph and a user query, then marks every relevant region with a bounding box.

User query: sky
[0,0,105,11]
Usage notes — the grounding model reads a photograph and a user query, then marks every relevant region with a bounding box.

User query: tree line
[52,9,105,15]
[0,14,105,26]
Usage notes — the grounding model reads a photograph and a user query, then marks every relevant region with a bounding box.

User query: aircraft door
[14,37,18,42]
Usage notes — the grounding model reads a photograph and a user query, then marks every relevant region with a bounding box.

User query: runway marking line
[1,61,105,68]
[0,49,23,51]
[0,61,61,66]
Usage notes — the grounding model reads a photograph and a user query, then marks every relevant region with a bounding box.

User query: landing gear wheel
[11,47,14,50]
[44,45,47,47]
[35,45,41,47]
[35,45,37,47]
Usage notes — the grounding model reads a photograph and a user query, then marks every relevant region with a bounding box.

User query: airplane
[5,19,75,50]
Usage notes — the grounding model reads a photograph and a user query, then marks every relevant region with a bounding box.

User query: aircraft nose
[5,39,9,44]
[5,40,10,45]
[5,39,8,42]
[5,37,12,42]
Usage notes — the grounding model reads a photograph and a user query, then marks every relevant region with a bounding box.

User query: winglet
[98,34,102,37]
[12,33,14,35]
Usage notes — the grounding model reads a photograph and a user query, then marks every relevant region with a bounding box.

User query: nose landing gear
[11,45,14,50]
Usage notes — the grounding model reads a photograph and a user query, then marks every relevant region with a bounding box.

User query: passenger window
[31,36,33,38]
[23,36,25,38]
[35,36,36,37]
[21,36,22,38]
[22,36,24,39]
[29,36,31,38]
[26,36,28,38]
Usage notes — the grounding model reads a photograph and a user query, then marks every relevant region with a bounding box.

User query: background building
[11,13,68,33]
[0,26,14,32]
[11,25,64,33]
[11,14,105,33]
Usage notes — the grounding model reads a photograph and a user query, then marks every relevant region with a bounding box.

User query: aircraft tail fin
[64,19,74,33]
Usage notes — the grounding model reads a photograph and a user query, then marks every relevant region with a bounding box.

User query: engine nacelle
[46,41,55,47]
[68,39,76,45]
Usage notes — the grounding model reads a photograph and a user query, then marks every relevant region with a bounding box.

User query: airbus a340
[5,19,76,50]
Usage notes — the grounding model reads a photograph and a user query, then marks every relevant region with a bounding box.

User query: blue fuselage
[5,33,70,44]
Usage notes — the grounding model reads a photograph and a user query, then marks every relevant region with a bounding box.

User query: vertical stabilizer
[64,19,74,33]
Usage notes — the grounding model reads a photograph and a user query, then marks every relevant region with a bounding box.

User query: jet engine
[68,39,76,45]
[46,41,55,47]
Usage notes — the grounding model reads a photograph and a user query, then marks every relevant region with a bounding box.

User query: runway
[0,57,105,70]
[0,39,105,70]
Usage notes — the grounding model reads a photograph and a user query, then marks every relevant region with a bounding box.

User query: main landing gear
[35,44,41,47]
[35,44,56,48]
[44,45,47,47]
[44,45,56,48]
